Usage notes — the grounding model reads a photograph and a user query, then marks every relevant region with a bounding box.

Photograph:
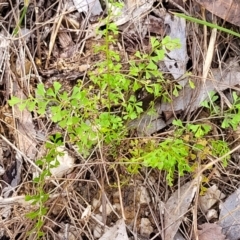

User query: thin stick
[113,168,126,220]
[45,4,65,68]
[202,28,217,83]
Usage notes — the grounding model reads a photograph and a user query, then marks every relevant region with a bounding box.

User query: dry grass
[1,0,240,239]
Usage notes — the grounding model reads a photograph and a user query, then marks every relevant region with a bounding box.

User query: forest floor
[0,1,240,240]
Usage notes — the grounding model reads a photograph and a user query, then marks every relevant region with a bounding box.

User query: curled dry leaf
[50,146,75,178]
[198,223,226,240]
[119,1,160,40]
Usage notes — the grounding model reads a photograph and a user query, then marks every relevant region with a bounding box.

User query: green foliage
[200,91,240,130]
[13,4,28,36]
[126,119,230,186]
[175,13,240,38]
[186,123,211,138]
[221,92,240,130]
[173,119,212,138]
[8,1,234,235]
[7,4,237,238]
[126,138,191,185]
[200,91,220,115]
[142,139,191,185]
[9,39,181,158]
[9,2,183,236]
[172,119,230,180]
[23,135,63,238]
[8,1,233,199]
[210,140,230,166]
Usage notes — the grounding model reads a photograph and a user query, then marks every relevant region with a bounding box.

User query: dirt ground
[0,0,240,240]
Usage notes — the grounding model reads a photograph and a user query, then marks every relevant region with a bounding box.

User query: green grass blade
[174,13,240,38]
[13,6,28,36]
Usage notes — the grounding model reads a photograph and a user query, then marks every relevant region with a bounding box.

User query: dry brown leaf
[146,15,165,35]
[58,31,73,49]
[197,0,240,27]
[164,180,198,240]
[218,186,240,240]
[78,64,90,72]
[164,13,188,83]
[13,86,37,159]
[198,223,226,240]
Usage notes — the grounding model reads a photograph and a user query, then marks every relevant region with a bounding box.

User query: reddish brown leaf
[198,223,226,240]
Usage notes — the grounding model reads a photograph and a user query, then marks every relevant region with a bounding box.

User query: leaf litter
[164,179,198,240]
[198,223,226,240]
[0,0,240,239]
[218,186,240,240]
